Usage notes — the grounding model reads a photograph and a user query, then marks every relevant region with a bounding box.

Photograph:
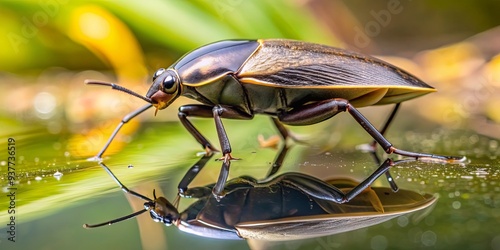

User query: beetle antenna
[85,80,153,104]
[83,209,148,229]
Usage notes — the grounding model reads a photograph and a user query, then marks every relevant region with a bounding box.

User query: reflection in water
[85,155,436,241]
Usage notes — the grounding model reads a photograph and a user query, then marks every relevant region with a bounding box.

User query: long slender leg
[279,158,408,203]
[91,104,153,161]
[272,117,292,140]
[271,117,307,144]
[177,154,214,195]
[334,158,409,202]
[266,144,290,178]
[357,103,400,191]
[212,161,231,200]
[278,98,465,163]
[238,158,404,204]
[178,105,253,155]
[347,103,464,162]
[373,103,401,147]
[179,104,253,198]
[361,103,401,153]
[178,105,218,154]
[367,150,399,192]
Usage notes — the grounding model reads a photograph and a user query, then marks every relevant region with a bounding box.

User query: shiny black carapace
[87,39,465,197]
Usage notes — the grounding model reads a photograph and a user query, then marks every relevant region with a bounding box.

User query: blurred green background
[0,1,499,249]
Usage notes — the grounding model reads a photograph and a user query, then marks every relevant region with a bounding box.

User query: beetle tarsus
[216,153,240,164]
[391,148,467,164]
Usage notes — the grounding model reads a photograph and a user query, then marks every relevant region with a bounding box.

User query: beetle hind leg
[357,103,401,154]
[278,98,465,163]
[279,158,397,204]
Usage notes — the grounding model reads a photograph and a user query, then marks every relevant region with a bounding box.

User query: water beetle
[86,39,465,198]
[84,157,436,240]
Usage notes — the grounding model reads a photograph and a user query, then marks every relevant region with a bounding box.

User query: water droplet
[53,171,63,181]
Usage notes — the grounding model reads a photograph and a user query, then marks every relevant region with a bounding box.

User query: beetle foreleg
[179,105,219,155]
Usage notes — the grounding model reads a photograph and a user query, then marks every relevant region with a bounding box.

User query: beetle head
[146,190,180,226]
[147,68,181,113]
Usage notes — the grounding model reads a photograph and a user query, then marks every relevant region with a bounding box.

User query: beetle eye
[162,74,178,94]
[153,68,166,81]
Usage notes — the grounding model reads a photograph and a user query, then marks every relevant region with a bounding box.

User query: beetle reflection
[84,156,436,240]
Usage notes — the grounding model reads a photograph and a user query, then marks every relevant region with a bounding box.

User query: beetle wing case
[238,39,435,107]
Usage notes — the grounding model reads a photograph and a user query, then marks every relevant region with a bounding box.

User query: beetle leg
[270,117,308,145]
[180,186,213,199]
[345,102,465,163]
[265,144,290,178]
[278,98,465,163]
[211,104,253,157]
[357,103,400,192]
[210,105,255,199]
[178,105,219,155]
[279,158,403,204]
[90,104,153,161]
[179,104,253,199]
[366,149,399,192]
[179,105,253,156]
[370,103,401,150]
[177,154,214,196]
[271,117,291,140]
[212,160,230,201]
[358,103,401,154]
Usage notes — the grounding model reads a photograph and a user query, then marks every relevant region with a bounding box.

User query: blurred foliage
[0,0,340,74]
